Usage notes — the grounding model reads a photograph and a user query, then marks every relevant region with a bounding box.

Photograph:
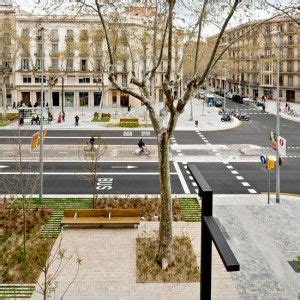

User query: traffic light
[266,156,275,170]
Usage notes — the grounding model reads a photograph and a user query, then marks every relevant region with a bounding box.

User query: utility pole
[39,27,45,202]
[61,76,64,113]
[275,31,281,203]
[189,97,194,121]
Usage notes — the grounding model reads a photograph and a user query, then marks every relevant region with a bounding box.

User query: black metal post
[61,77,64,113]
[188,164,239,300]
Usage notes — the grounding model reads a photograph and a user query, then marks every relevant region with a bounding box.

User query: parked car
[221,114,232,122]
[215,99,223,107]
[232,94,243,104]
[225,92,233,99]
[237,113,250,121]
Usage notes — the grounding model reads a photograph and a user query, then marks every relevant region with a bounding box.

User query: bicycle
[135,147,151,157]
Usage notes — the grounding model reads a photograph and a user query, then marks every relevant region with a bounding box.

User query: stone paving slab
[31,222,238,300]
[213,194,300,299]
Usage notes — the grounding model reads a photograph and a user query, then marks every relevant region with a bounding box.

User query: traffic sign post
[260,155,275,204]
[278,136,286,157]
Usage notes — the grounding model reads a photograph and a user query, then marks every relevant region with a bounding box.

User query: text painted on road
[142,131,151,137]
[97,178,113,190]
[123,131,132,137]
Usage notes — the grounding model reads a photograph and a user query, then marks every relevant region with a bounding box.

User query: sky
[11,0,299,37]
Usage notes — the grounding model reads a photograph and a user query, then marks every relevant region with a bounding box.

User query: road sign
[266,155,275,170]
[31,132,39,150]
[269,131,277,150]
[260,155,266,164]
[278,136,286,156]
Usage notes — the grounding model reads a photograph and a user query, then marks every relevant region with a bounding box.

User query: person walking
[62,111,65,122]
[75,115,79,126]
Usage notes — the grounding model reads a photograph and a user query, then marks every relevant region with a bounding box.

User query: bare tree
[35,234,82,300]
[79,135,107,208]
[36,0,298,269]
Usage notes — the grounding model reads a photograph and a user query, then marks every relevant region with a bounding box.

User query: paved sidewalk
[0,144,158,161]
[214,194,300,299]
[1,99,240,131]
[266,100,300,123]
[31,222,238,300]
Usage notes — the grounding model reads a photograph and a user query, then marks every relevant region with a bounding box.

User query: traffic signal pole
[39,27,45,202]
[276,31,281,204]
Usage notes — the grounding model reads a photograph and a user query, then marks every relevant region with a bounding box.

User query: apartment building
[0,2,15,107]
[0,5,182,109]
[207,14,300,103]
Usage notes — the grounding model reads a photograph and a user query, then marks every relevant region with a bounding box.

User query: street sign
[260,155,266,164]
[269,131,277,150]
[278,136,286,156]
[31,132,39,150]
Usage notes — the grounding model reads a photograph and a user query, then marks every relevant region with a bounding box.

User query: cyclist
[89,136,95,150]
[138,138,145,154]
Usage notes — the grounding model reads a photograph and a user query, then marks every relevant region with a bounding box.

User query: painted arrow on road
[0,165,9,169]
[111,166,138,169]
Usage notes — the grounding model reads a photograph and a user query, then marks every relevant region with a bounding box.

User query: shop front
[65,92,74,107]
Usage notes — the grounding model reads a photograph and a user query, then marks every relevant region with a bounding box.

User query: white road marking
[223,162,229,164]
[231,170,239,175]
[111,166,137,169]
[189,176,194,180]
[178,153,183,156]
[176,149,182,153]
[0,136,156,140]
[186,170,190,175]
[173,161,190,194]
[212,149,217,152]
[59,152,68,154]
[226,165,233,169]
[248,189,257,194]
[242,182,250,187]
[236,176,244,180]
[191,182,197,187]
[0,165,9,169]
[0,171,177,175]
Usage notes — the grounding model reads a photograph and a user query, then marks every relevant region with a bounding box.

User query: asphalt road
[186,162,300,194]
[0,161,186,195]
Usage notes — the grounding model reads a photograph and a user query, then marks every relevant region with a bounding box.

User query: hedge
[119,118,139,127]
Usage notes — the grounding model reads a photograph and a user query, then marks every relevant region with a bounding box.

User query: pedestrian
[28,102,32,107]
[262,95,266,103]
[285,102,288,113]
[127,105,131,113]
[46,102,49,108]
[19,116,24,126]
[62,111,65,122]
[262,103,266,112]
[57,114,62,123]
[12,102,16,109]
[287,103,290,113]
[75,115,79,126]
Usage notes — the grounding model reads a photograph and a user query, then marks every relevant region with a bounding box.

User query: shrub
[93,112,99,120]
[119,118,139,127]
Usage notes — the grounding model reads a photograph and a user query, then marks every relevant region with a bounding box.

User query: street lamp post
[39,27,45,202]
[275,31,281,203]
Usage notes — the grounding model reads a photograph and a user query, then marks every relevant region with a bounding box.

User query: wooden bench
[60,209,140,228]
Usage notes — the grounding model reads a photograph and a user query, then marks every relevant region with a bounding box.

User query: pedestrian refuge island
[60,209,140,228]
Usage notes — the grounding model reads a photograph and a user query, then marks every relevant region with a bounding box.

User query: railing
[188,164,240,300]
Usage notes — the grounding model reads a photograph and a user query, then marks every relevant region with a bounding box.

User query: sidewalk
[1,99,240,131]
[266,100,300,122]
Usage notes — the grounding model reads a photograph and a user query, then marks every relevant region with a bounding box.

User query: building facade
[207,14,300,103]
[0,5,183,109]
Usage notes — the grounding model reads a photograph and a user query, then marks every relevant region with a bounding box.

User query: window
[80,30,88,41]
[79,92,89,106]
[21,58,29,70]
[287,61,293,72]
[52,43,59,53]
[35,76,46,83]
[3,33,10,44]
[93,77,102,84]
[265,26,271,34]
[279,75,283,86]
[265,48,271,57]
[22,76,31,83]
[287,75,293,87]
[122,75,127,87]
[112,92,117,105]
[66,29,74,38]
[22,28,29,37]
[95,60,102,72]
[279,62,283,72]
[122,60,127,72]
[51,59,59,69]
[288,35,293,45]
[264,62,270,71]
[36,43,42,56]
[286,90,295,102]
[278,24,284,33]
[50,29,59,41]
[79,77,90,83]
[66,59,73,71]
[264,74,271,85]
[81,59,87,71]
[287,48,294,58]
[36,59,43,70]
[49,77,58,84]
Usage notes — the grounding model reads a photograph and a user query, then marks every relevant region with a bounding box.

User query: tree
[36,0,298,269]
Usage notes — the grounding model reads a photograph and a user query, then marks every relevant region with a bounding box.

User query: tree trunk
[48,86,53,114]
[156,130,175,269]
[2,82,7,120]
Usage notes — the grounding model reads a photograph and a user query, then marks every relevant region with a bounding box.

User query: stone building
[207,14,300,103]
[0,4,183,109]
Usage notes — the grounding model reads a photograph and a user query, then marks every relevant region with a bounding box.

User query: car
[221,114,232,122]
[225,92,233,99]
[232,94,243,104]
[215,99,223,107]
[237,113,250,121]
